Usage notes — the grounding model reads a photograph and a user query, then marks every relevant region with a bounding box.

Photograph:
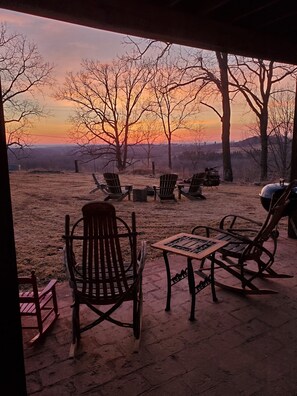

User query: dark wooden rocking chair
[63,201,146,357]
[18,271,59,343]
[153,173,178,202]
[178,173,206,200]
[103,172,132,201]
[191,179,297,294]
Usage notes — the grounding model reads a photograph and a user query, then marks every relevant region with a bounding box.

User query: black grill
[259,180,297,215]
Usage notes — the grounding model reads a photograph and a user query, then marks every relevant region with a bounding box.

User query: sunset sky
[0,8,250,145]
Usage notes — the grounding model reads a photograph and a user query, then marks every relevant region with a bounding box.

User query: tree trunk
[217,52,233,182]
[116,146,124,171]
[168,138,172,170]
[259,111,269,181]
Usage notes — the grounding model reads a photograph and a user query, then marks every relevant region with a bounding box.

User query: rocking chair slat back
[64,201,146,357]
[66,202,135,303]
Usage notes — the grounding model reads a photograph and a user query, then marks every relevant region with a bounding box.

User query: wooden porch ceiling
[1,0,297,65]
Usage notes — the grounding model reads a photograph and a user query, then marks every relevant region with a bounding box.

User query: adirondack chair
[153,173,178,202]
[191,179,297,294]
[178,173,206,200]
[18,271,59,343]
[63,201,146,357]
[103,172,132,201]
[90,173,109,195]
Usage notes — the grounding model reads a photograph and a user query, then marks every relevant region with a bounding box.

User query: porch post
[0,80,27,393]
[288,78,297,238]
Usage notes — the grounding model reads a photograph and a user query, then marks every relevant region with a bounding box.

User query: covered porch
[23,232,297,394]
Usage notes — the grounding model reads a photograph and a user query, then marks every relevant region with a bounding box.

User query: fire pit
[259,179,297,215]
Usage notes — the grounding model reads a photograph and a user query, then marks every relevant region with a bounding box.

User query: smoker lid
[259,182,297,199]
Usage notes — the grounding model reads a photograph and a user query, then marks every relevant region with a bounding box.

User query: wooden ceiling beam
[0,0,297,65]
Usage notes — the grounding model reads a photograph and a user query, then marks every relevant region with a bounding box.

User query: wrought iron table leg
[163,251,171,311]
[210,253,218,302]
[187,257,196,321]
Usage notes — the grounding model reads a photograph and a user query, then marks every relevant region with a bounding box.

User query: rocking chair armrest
[192,225,275,262]
[219,214,262,230]
[195,226,276,266]
[39,279,58,297]
[191,224,253,244]
[191,225,212,237]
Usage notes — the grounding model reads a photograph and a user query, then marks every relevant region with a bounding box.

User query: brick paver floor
[23,232,297,395]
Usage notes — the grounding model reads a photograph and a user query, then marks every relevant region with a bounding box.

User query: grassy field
[10,171,287,284]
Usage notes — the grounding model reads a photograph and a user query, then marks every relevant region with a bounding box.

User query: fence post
[74,160,79,173]
[152,161,155,176]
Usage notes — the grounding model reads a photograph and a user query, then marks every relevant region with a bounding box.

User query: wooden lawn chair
[178,173,206,200]
[18,271,59,343]
[103,172,132,201]
[63,201,146,357]
[90,173,109,195]
[153,173,178,202]
[191,180,297,294]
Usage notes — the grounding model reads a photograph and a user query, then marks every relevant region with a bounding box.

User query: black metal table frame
[163,251,217,321]
[152,233,228,321]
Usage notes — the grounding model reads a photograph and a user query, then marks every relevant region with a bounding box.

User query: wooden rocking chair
[178,173,206,200]
[191,179,297,294]
[18,271,59,343]
[63,201,146,357]
[103,172,132,201]
[153,173,178,202]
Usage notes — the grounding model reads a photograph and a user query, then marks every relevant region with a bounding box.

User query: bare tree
[268,88,294,179]
[56,56,153,171]
[0,23,54,154]
[149,54,201,170]
[188,125,205,171]
[126,39,206,171]
[228,57,297,180]
[177,125,205,173]
[165,49,234,181]
[137,115,161,168]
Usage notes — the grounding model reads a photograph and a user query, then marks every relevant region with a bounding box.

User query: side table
[151,233,228,321]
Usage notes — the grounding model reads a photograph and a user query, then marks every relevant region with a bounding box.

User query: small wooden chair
[18,271,59,343]
[153,173,178,202]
